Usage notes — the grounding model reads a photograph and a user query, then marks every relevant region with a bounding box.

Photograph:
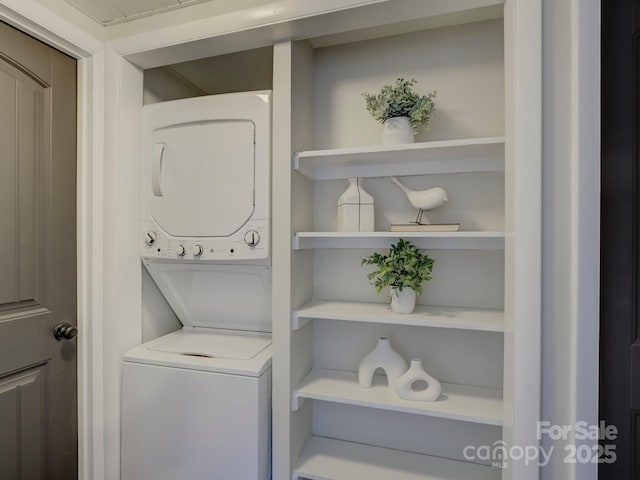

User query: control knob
[192,245,203,257]
[176,245,186,257]
[244,230,261,247]
[144,231,157,246]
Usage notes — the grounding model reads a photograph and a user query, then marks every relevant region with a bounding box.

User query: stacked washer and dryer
[121,91,273,480]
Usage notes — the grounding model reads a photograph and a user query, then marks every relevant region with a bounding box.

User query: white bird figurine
[390,177,448,224]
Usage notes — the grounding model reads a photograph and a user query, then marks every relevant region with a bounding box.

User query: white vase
[390,287,417,314]
[382,116,414,145]
[358,337,407,390]
[337,177,375,232]
[396,358,442,402]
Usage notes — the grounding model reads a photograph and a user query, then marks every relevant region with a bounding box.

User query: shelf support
[291,394,306,411]
[291,313,311,330]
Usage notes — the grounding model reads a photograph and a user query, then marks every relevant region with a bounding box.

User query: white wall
[312,19,504,148]
[142,67,203,104]
[541,0,600,479]
[140,268,180,342]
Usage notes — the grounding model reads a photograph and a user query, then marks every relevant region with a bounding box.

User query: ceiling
[63,0,212,25]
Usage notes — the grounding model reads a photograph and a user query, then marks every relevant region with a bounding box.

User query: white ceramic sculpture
[395,358,442,402]
[358,337,408,389]
[390,176,448,224]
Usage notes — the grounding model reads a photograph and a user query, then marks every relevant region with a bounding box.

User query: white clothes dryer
[121,91,273,480]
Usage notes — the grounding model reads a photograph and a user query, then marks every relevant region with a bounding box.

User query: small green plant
[362,78,437,133]
[361,238,435,296]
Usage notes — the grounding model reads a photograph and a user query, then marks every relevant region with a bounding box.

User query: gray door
[0,21,78,479]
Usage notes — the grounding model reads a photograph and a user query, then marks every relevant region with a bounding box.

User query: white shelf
[293,436,500,480]
[293,136,505,181]
[293,300,504,332]
[292,369,502,426]
[292,231,505,250]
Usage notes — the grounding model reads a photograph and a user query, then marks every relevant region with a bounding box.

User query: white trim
[502,1,542,479]
[77,52,106,480]
[540,0,600,479]
[102,47,144,480]
[0,0,103,57]
[0,2,105,480]
[106,0,387,57]
[106,0,497,69]
[571,0,600,479]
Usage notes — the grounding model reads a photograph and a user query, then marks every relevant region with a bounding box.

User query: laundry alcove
[108,1,541,479]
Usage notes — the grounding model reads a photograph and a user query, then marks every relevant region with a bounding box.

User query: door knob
[53,322,78,341]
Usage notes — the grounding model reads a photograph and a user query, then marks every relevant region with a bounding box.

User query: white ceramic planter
[390,287,417,314]
[382,116,414,145]
[396,358,442,402]
[358,337,407,390]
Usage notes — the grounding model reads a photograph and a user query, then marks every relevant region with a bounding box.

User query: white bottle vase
[382,116,414,145]
[390,287,417,314]
[358,337,408,389]
[337,177,374,232]
[396,358,442,402]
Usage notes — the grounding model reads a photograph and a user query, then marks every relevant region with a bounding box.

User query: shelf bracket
[292,313,311,330]
[291,394,306,411]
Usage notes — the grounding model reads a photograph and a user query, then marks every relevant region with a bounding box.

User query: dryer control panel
[140,219,269,262]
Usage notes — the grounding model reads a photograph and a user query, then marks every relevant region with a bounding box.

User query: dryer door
[150,120,255,237]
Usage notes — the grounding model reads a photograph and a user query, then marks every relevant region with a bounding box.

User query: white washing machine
[121,328,272,480]
[121,91,272,480]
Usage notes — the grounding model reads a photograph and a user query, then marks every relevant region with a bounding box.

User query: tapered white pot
[337,177,375,232]
[358,337,407,390]
[390,287,417,314]
[382,116,414,145]
[396,358,442,402]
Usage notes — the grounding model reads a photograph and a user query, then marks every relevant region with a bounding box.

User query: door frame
[0,2,104,479]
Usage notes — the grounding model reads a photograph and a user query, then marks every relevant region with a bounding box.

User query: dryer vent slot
[179,352,215,358]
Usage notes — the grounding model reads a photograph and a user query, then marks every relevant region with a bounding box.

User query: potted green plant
[362,78,436,145]
[361,238,435,314]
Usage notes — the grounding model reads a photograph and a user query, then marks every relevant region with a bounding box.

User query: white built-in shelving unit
[287,135,508,479]
[270,1,541,479]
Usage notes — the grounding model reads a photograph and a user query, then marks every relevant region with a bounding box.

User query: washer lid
[123,328,272,376]
[148,329,270,359]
